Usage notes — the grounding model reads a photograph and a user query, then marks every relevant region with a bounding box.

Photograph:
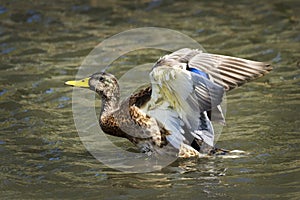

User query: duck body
[65,48,272,158]
[94,82,180,156]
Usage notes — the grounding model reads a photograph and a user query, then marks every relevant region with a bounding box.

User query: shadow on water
[0,0,299,199]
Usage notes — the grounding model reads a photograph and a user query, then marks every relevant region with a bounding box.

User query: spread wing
[144,48,271,149]
[136,48,272,151]
[162,48,272,91]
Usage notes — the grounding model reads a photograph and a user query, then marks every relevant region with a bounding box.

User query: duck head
[65,72,119,100]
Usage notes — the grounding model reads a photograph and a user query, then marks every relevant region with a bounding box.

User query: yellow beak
[65,77,90,88]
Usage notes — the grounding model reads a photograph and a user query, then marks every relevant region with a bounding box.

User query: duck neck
[99,92,127,138]
[100,94,120,117]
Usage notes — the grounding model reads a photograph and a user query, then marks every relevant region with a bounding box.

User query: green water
[0,0,299,199]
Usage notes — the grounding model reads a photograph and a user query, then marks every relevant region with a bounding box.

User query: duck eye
[99,77,105,82]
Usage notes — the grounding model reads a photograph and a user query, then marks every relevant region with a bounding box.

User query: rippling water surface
[0,0,299,199]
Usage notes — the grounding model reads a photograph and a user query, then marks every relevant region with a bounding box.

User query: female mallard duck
[65,48,272,158]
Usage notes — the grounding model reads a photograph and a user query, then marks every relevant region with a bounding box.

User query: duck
[65,48,272,158]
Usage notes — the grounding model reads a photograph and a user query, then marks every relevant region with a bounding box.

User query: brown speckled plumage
[92,77,173,155]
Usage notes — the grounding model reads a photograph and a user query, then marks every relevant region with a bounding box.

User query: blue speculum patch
[188,67,209,79]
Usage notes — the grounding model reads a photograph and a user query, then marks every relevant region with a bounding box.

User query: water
[0,0,299,199]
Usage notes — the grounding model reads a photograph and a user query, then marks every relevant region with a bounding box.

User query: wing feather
[188,52,272,91]
[148,66,224,130]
